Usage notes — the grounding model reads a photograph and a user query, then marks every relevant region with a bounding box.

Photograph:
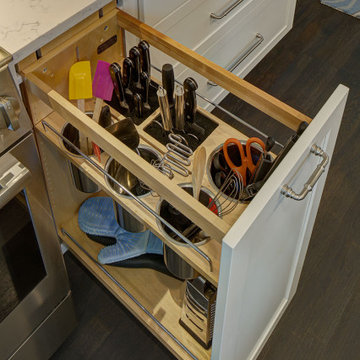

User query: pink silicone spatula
[91,60,114,161]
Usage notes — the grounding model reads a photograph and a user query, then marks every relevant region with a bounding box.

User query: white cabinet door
[212,85,349,360]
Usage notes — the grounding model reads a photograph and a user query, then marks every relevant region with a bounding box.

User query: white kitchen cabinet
[122,0,297,108]
[18,3,348,359]
[213,86,348,359]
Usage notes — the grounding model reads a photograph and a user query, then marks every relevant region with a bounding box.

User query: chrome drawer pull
[207,33,264,86]
[210,0,245,19]
[281,144,329,201]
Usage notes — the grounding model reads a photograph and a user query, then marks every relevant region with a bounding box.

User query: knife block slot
[104,81,159,125]
[143,110,218,151]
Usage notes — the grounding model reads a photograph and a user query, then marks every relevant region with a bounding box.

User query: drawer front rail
[41,120,213,271]
[207,33,264,86]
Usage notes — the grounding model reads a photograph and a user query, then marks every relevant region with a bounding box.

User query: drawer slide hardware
[210,0,245,19]
[41,120,213,271]
[281,144,329,201]
[207,33,264,86]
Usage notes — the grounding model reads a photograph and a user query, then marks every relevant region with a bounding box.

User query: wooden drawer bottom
[60,217,211,360]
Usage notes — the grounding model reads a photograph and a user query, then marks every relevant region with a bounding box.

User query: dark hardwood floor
[52,0,360,358]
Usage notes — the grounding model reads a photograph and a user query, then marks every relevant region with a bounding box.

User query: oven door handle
[0,153,31,209]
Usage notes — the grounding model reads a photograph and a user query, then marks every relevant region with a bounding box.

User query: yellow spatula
[69,60,92,154]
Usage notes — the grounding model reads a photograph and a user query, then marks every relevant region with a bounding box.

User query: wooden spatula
[192,146,206,201]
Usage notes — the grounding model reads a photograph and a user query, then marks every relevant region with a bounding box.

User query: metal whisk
[209,169,243,217]
[173,169,243,242]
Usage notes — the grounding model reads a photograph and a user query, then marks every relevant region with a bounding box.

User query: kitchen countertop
[0,0,113,64]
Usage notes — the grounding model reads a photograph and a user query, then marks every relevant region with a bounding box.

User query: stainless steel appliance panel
[0,133,71,359]
[0,59,32,154]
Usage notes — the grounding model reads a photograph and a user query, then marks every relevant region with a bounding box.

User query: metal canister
[61,122,99,193]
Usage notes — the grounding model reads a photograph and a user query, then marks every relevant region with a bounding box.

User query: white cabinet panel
[140,0,189,26]
[212,85,348,360]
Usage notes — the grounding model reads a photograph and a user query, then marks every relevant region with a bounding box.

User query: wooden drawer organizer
[20,5,311,360]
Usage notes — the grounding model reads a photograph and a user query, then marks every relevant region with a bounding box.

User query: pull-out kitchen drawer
[19,4,348,359]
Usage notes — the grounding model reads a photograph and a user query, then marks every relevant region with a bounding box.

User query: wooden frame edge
[24,73,230,242]
[116,9,312,131]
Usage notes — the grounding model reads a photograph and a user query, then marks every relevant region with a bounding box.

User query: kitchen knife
[122,57,134,94]
[174,85,184,131]
[157,86,172,132]
[98,105,112,129]
[109,62,128,109]
[162,63,175,107]
[133,93,144,118]
[183,77,198,124]
[264,136,275,160]
[138,40,151,75]
[129,46,142,89]
[140,71,151,110]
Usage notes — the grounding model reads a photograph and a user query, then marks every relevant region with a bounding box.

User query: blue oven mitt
[98,229,163,264]
[78,197,163,265]
[78,197,126,239]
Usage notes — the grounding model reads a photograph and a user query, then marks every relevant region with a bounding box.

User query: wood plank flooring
[52,0,360,358]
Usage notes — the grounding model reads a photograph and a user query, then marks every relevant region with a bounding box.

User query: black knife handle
[140,72,150,104]
[122,57,134,90]
[265,136,275,152]
[98,105,112,129]
[138,40,151,75]
[109,62,126,104]
[183,77,198,123]
[133,93,144,118]
[162,64,175,107]
[129,47,141,86]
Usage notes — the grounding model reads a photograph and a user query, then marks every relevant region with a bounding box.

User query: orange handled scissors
[223,137,265,186]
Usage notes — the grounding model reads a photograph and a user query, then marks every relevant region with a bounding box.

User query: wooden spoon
[192,146,206,200]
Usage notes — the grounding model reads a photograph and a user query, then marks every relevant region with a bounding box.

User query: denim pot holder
[78,197,170,275]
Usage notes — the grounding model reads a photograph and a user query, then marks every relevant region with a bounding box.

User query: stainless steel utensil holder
[41,120,213,272]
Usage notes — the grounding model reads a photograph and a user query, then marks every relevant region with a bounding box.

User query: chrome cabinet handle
[207,33,264,86]
[0,96,20,131]
[210,0,245,19]
[0,153,31,209]
[281,144,329,201]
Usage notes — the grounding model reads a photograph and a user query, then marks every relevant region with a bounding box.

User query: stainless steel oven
[0,48,76,360]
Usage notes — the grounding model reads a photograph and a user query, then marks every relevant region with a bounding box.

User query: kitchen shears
[222,137,265,186]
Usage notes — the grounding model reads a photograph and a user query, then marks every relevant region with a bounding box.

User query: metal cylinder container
[157,183,220,280]
[104,144,162,198]
[61,122,99,193]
